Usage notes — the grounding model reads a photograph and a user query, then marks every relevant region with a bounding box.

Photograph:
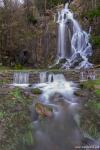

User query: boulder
[31,88,42,95]
[70,53,84,68]
[74,90,84,97]
[59,58,67,64]
[35,103,53,118]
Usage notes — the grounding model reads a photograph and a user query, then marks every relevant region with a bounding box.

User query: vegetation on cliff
[0,0,99,68]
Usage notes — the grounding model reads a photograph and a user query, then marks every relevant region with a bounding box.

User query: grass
[10,87,23,99]
[95,89,100,95]
[79,80,95,90]
[87,100,100,110]
[80,98,100,138]
[80,77,100,138]
[93,78,100,85]
[0,111,6,119]
[80,78,100,90]
[22,130,34,146]
[0,87,34,150]
[88,124,99,138]
[91,36,100,47]
[82,7,100,20]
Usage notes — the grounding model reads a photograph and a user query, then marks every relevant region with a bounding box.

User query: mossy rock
[31,88,42,95]
[59,58,67,64]
[74,90,84,97]
[79,82,95,91]
[35,103,53,118]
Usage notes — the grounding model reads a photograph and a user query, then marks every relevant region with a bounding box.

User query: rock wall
[0,69,100,85]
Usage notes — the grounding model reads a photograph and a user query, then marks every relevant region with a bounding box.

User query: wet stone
[35,103,53,118]
[31,88,42,95]
[74,90,85,97]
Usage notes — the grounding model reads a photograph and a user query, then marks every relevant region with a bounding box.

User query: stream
[30,73,82,150]
[12,71,100,150]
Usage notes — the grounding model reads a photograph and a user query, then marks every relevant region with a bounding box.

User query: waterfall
[39,72,47,83]
[48,73,66,82]
[32,72,81,149]
[36,73,74,103]
[13,72,29,86]
[40,72,66,83]
[48,73,54,82]
[56,3,93,69]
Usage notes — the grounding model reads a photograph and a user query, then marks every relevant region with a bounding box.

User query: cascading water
[39,72,68,83]
[39,72,47,83]
[30,71,99,150]
[13,72,29,86]
[31,73,82,150]
[56,3,93,69]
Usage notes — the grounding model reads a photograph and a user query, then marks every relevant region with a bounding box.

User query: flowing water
[39,72,47,83]
[32,73,83,150]
[56,4,93,69]
[31,72,99,150]
[12,71,99,149]
[12,3,97,148]
[13,72,29,87]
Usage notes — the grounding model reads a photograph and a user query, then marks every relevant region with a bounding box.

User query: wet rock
[50,63,61,69]
[31,88,42,95]
[59,58,67,64]
[82,136,100,148]
[50,93,65,103]
[70,53,84,68]
[23,91,31,96]
[74,90,84,97]
[35,103,53,118]
[29,84,32,87]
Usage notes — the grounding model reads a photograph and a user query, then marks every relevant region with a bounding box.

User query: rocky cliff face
[0,0,99,68]
[31,0,100,67]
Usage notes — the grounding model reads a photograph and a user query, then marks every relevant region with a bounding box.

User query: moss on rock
[31,88,42,95]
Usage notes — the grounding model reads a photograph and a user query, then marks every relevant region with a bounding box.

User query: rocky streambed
[0,70,100,150]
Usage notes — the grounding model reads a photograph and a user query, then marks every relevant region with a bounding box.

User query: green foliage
[93,78,100,85]
[81,98,100,138]
[47,0,63,8]
[27,15,37,25]
[36,0,63,11]
[0,111,6,119]
[80,78,100,90]
[14,64,23,70]
[87,100,100,110]
[91,36,100,47]
[0,79,7,84]
[88,124,99,138]
[95,89,100,95]
[85,7,100,19]
[31,88,42,95]
[79,81,95,90]
[10,87,23,100]
[0,87,33,150]
[22,130,34,146]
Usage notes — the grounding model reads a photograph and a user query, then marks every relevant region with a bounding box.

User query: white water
[80,69,96,81]
[40,72,47,83]
[13,72,29,87]
[56,4,93,69]
[32,73,82,150]
[35,73,76,104]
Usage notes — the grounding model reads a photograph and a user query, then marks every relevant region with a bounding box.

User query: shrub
[91,36,100,47]
[86,8,100,18]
